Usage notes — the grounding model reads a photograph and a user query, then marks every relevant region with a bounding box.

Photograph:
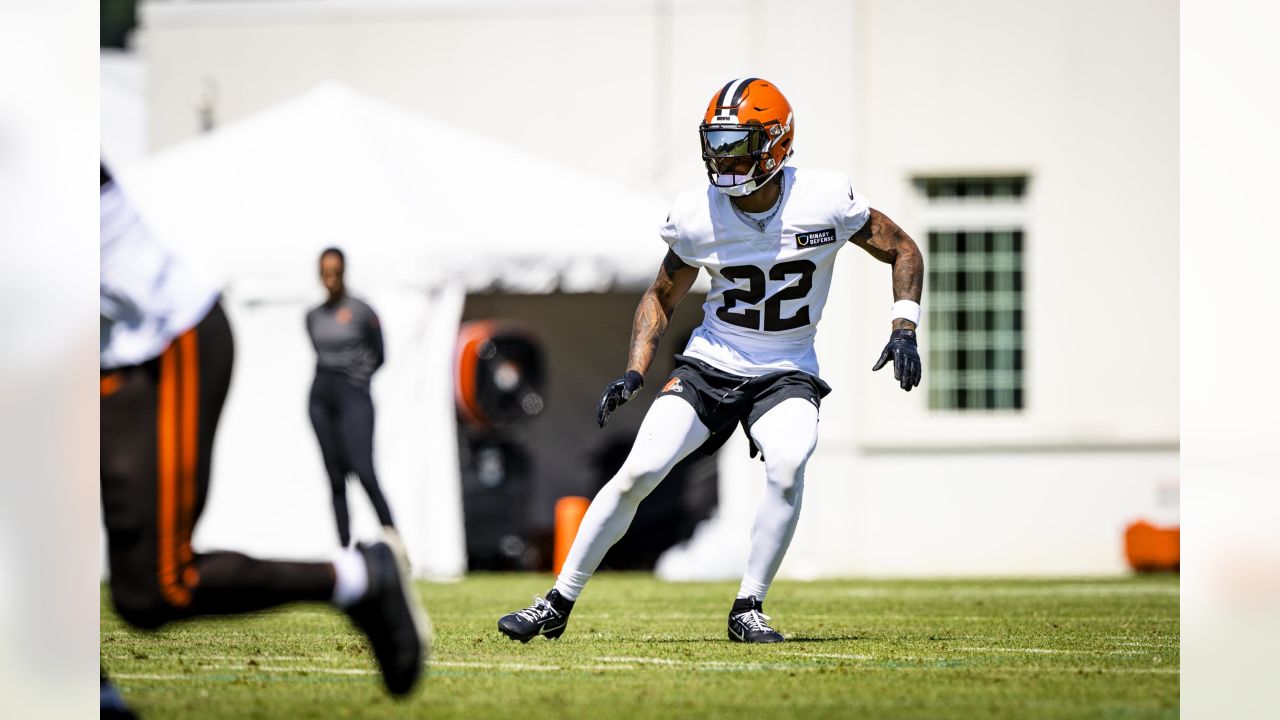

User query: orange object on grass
[554,496,590,575]
[1124,520,1179,572]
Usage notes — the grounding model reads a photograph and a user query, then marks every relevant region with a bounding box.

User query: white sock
[331,546,369,608]
[554,396,710,602]
[736,398,819,602]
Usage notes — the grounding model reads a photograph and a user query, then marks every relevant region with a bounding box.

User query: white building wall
[780,0,1177,578]
[133,0,1178,576]
[137,0,859,201]
[840,0,1178,449]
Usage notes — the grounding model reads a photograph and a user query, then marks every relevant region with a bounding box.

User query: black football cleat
[346,537,431,696]
[727,596,784,643]
[497,589,574,643]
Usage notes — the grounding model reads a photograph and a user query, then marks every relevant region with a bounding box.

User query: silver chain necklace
[729,172,785,232]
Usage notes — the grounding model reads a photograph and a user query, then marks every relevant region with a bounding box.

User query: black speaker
[454,321,546,432]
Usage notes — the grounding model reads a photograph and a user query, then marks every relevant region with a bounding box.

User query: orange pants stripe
[157,328,200,607]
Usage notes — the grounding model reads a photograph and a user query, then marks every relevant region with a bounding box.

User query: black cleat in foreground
[346,537,432,696]
[497,588,574,643]
[727,596,784,643]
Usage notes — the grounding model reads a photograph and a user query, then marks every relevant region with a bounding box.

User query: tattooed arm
[851,208,925,391]
[626,249,699,375]
[849,208,924,330]
[596,250,699,427]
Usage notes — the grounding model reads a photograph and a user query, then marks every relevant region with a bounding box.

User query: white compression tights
[554,395,709,600]
[553,395,819,604]
[737,397,819,600]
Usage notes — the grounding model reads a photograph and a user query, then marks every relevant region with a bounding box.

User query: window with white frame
[913,175,1028,411]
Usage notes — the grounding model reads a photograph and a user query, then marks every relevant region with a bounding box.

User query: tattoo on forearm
[852,208,924,308]
[626,251,695,374]
[892,240,923,303]
[626,288,671,375]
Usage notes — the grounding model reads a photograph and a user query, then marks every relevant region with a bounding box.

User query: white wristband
[890,300,921,327]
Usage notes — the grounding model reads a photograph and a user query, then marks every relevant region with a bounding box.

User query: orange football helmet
[699,78,795,196]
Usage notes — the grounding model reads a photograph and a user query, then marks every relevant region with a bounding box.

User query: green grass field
[101,573,1178,719]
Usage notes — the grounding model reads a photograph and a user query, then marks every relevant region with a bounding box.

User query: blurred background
[98,0,1178,583]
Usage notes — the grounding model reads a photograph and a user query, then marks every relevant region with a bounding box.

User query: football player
[99,164,429,699]
[498,78,923,644]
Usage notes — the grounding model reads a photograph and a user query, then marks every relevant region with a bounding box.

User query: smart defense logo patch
[795,228,837,248]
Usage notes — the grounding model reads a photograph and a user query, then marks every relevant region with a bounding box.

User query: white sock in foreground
[553,396,711,602]
[734,398,819,601]
[331,546,369,608]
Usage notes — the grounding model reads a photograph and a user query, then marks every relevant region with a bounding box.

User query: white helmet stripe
[713,77,757,123]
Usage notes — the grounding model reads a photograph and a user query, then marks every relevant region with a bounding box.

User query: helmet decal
[712,77,760,123]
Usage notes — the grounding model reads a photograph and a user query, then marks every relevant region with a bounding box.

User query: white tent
[116,83,669,578]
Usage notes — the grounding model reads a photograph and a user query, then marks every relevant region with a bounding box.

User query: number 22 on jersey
[714,260,816,332]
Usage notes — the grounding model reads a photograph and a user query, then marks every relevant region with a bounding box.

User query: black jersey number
[714,260,816,332]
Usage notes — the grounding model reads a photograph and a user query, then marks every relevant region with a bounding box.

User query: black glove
[596,370,644,427]
[872,328,922,391]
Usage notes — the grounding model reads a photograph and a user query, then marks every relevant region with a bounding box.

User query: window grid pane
[926,227,1025,411]
[912,175,1029,201]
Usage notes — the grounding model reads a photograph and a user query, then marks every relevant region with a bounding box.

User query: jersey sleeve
[836,177,872,240]
[659,210,682,255]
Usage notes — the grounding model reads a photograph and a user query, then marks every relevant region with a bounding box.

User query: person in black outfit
[306,248,397,547]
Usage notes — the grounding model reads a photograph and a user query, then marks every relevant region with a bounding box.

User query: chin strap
[713,151,791,197]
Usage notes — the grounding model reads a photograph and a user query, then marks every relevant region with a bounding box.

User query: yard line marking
[979,667,1180,675]
[105,655,319,662]
[835,585,1178,599]
[957,647,1147,656]
[595,656,683,665]
[779,652,875,660]
[434,661,564,672]
[435,660,635,673]
[114,666,377,677]
[255,667,376,675]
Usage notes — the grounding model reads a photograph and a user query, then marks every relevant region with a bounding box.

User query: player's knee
[763,444,814,492]
[614,464,667,502]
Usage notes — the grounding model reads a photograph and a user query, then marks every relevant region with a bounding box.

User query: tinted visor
[700,126,764,159]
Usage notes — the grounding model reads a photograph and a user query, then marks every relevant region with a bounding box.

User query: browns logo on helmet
[699,78,795,197]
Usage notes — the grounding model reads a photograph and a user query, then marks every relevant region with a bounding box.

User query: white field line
[104,655,317,662]
[110,651,1179,680]
[255,667,376,675]
[956,647,1148,656]
[594,656,683,665]
[778,652,875,660]
[114,666,376,677]
[977,667,1180,675]
[834,585,1178,599]
[433,661,570,672]
[1107,639,1181,648]
[114,664,1178,682]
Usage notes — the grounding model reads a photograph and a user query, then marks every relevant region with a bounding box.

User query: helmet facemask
[699,119,792,197]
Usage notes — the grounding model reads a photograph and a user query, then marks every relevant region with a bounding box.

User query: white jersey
[660,166,870,377]
[100,178,221,370]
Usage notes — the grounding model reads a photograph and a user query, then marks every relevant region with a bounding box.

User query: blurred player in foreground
[99,164,429,710]
[306,247,398,547]
[500,78,923,644]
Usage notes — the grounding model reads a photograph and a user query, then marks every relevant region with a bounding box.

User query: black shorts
[658,354,831,460]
